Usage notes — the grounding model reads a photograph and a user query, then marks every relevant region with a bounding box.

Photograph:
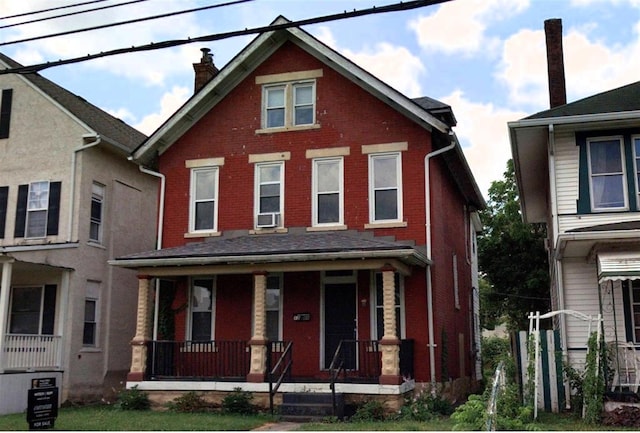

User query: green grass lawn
[0,405,636,431]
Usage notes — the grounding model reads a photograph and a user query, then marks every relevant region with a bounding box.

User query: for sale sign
[27,378,58,430]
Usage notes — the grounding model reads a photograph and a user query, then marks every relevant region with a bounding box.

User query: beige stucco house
[0,53,158,414]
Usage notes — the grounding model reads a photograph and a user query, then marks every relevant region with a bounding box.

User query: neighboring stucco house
[509,20,640,373]
[111,17,484,412]
[0,53,158,414]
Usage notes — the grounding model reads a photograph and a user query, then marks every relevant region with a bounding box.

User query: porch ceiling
[109,230,429,275]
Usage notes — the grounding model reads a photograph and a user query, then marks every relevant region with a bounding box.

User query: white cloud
[134,86,191,135]
[408,0,529,56]
[442,90,527,196]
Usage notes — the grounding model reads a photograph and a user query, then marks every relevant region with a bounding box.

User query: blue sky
[2,0,640,197]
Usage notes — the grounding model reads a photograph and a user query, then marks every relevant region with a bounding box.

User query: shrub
[397,388,453,421]
[166,391,211,413]
[350,400,386,422]
[114,385,150,411]
[221,388,256,414]
[482,336,516,383]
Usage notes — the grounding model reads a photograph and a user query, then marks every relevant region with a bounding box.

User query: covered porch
[112,231,429,400]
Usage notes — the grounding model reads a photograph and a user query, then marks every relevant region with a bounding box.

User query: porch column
[0,259,14,373]
[247,271,268,382]
[379,265,402,385]
[127,275,152,382]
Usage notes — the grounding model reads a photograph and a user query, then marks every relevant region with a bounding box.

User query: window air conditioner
[256,212,279,228]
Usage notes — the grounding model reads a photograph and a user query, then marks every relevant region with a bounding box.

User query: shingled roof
[0,52,146,150]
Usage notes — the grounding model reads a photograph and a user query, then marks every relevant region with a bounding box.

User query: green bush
[482,336,516,382]
[397,389,453,421]
[350,400,386,422]
[221,388,256,414]
[114,386,150,411]
[166,391,211,413]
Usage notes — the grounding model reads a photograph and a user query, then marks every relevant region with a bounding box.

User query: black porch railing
[267,341,293,414]
[145,340,249,380]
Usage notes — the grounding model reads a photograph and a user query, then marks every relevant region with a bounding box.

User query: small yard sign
[27,378,58,430]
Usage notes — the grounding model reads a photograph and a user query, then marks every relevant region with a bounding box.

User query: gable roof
[526,80,640,120]
[132,16,451,165]
[0,52,146,151]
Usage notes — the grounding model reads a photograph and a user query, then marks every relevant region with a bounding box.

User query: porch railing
[145,340,250,380]
[267,341,293,414]
[2,334,62,370]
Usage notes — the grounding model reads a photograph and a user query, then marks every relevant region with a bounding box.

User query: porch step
[279,392,343,420]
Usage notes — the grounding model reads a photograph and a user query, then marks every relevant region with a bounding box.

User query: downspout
[134,162,165,341]
[68,134,102,242]
[424,132,456,391]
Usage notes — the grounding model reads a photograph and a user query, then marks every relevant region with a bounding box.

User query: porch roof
[110,230,429,270]
[598,251,640,283]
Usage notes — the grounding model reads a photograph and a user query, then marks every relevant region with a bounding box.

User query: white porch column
[379,265,402,385]
[127,275,152,382]
[0,259,14,373]
[247,271,267,382]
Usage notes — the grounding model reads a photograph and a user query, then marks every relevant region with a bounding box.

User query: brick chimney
[544,18,567,108]
[193,48,219,93]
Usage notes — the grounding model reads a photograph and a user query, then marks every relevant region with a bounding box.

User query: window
[627,280,640,343]
[83,299,97,346]
[255,162,283,228]
[189,278,215,341]
[312,158,343,226]
[265,274,282,341]
[633,136,640,202]
[369,153,402,222]
[0,88,12,139]
[9,285,56,335]
[90,183,104,243]
[190,167,219,232]
[372,272,404,340]
[15,181,61,238]
[262,81,315,129]
[588,137,627,210]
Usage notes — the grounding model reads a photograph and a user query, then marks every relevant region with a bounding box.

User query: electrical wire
[0,0,108,20]
[0,0,254,47]
[0,0,150,30]
[0,0,451,75]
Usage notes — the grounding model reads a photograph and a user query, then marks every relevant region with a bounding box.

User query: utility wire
[0,0,108,20]
[0,0,254,47]
[0,0,150,30]
[0,0,451,75]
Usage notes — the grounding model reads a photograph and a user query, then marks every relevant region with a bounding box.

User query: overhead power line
[1,0,254,47]
[0,0,451,75]
[0,0,150,30]
[0,0,108,20]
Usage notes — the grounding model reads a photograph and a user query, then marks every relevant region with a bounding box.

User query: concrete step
[279,392,343,420]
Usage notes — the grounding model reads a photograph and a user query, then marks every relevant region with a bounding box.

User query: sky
[2,0,640,198]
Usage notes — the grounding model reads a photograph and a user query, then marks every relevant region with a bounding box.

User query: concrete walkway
[252,421,302,431]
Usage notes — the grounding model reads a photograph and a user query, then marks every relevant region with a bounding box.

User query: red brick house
[111,17,484,411]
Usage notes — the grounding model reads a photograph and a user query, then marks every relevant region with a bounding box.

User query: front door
[324,282,356,369]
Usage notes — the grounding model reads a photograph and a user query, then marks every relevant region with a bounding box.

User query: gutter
[507,110,640,129]
[424,132,456,391]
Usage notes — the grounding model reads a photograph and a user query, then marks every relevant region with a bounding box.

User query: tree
[478,159,550,331]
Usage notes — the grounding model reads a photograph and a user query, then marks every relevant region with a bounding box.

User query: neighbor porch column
[127,275,152,382]
[379,265,402,385]
[247,271,268,382]
[0,259,14,373]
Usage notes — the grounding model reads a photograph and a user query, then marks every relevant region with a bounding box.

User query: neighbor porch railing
[2,334,62,370]
[267,341,293,414]
[145,340,250,380]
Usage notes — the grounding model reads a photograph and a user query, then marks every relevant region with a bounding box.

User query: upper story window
[89,182,105,243]
[189,167,219,233]
[588,137,627,211]
[369,153,403,223]
[255,162,284,229]
[15,181,61,239]
[312,157,343,226]
[263,81,315,129]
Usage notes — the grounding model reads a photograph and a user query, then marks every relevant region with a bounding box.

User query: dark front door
[324,283,356,369]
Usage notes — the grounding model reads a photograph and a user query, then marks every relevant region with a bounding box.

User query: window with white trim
[189,278,215,341]
[372,272,404,340]
[255,162,283,228]
[89,182,104,243]
[369,153,403,222]
[265,274,282,341]
[263,81,315,129]
[190,167,219,232]
[26,181,50,238]
[633,136,640,203]
[312,157,343,226]
[588,137,627,211]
